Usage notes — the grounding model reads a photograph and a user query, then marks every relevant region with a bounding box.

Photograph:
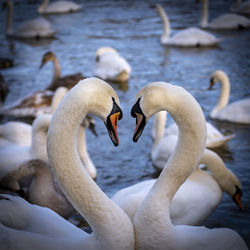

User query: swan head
[95,47,118,62]
[208,70,228,90]
[39,51,56,69]
[131,82,173,142]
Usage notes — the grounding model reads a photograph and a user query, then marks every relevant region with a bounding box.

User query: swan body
[113,149,243,224]
[0,121,32,147]
[130,82,247,249]
[200,0,250,29]
[40,51,85,91]
[0,78,134,250]
[0,114,51,181]
[151,111,235,169]
[3,0,56,39]
[156,4,220,47]
[1,159,74,218]
[209,70,250,124]
[94,47,131,82]
[38,0,82,14]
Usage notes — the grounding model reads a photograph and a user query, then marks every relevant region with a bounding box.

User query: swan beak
[208,78,215,90]
[233,186,243,211]
[131,98,146,142]
[106,112,121,146]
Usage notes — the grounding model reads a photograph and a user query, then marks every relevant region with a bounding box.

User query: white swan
[112,148,243,224]
[209,70,250,124]
[3,0,56,39]
[0,87,68,146]
[0,77,134,250]
[199,0,250,29]
[94,47,132,83]
[1,159,74,218]
[155,4,220,47]
[0,114,51,181]
[38,0,82,14]
[130,82,247,249]
[40,51,85,91]
[151,111,235,169]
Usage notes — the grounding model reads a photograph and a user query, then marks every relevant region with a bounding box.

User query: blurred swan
[0,78,134,250]
[113,149,243,223]
[94,47,131,83]
[130,82,247,249]
[38,0,82,14]
[199,0,250,29]
[1,159,74,218]
[155,4,220,47]
[151,111,235,169]
[3,0,56,39]
[0,114,51,181]
[40,51,85,91]
[209,70,250,124]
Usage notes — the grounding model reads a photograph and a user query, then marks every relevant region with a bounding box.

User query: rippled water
[0,0,250,247]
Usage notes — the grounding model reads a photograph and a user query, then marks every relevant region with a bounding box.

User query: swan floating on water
[155,4,220,47]
[209,70,250,124]
[130,81,247,249]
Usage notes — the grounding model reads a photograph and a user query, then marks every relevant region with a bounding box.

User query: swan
[38,0,82,14]
[40,51,85,91]
[209,70,250,124]
[3,0,56,39]
[199,0,250,29]
[0,77,134,250]
[94,47,132,83]
[155,4,220,47]
[0,114,51,181]
[151,111,235,169]
[130,82,247,249]
[112,148,243,224]
[1,159,74,218]
[0,73,8,104]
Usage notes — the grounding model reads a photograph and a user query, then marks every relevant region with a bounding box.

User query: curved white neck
[156,5,171,43]
[152,111,167,150]
[78,126,97,179]
[134,83,206,233]
[47,80,133,248]
[38,0,49,13]
[200,0,209,28]
[210,73,230,118]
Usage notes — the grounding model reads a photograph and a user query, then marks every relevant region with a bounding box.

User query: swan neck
[78,126,97,179]
[5,1,13,35]
[158,6,170,42]
[38,0,49,13]
[52,57,61,83]
[200,0,209,28]
[210,74,230,118]
[47,81,133,248]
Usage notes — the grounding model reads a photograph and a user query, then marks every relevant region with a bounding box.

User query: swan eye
[131,97,143,117]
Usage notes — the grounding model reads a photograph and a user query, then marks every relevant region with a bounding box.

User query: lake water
[0,0,250,247]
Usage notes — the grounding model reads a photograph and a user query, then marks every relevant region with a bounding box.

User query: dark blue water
[0,0,250,247]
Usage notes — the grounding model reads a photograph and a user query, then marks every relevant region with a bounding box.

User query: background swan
[40,51,85,91]
[38,0,82,14]
[231,0,250,15]
[199,0,250,29]
[209,70,250,124]
[94,47,132,83]
[3,0,56,39]
[155,4,220,47]
[113,148,243,224]
[1,159,74,218]
[0,77,134,250]
[131,82,247,249]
